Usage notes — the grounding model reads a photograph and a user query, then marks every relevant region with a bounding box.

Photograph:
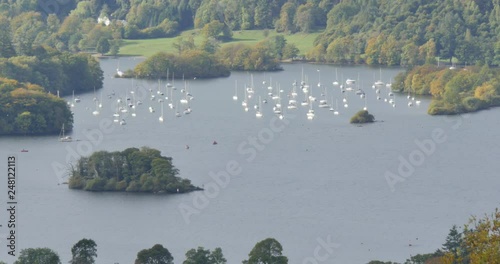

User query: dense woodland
[2,0,500,66]
[69,147,200,193]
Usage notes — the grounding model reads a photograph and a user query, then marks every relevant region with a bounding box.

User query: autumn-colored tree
[441,209,500,264]
[364,36,382,65]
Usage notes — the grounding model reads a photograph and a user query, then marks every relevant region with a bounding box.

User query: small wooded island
[68,147,201,193]
[350,110,375,124]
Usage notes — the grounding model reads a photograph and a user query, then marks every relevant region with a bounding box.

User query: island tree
[350,110,375,124]
[69,147,199,193]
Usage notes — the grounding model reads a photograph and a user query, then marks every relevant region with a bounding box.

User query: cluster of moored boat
[65,73,195,131]
[233,69,421,120]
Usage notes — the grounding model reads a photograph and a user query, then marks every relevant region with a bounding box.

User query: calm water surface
[0,57,499,263]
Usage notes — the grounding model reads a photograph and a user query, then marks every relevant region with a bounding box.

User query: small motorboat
[21,149,28,152]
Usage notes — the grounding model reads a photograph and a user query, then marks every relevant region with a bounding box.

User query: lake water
[1,57,499,264]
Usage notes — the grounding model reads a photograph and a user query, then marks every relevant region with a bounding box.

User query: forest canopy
[2,0,500,66]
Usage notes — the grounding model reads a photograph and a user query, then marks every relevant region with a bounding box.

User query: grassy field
[119,29,322,57]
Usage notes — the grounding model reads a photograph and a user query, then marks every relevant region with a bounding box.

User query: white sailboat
[334,99,339,115]
[92,100,100,116]
[175,102,181,117]
[374,68,384,86]
[116,60,124,77]
[241,86,248,109]
[306,101,315,120]
[98,91,103,108]
[168,86,174,109]
[256,96,263,118]
[318,86,329,108]
[69,91,75,107]
[59,124,72,142]
[301,91,309,106]
[166,69,173,88]
[246,74,255,97]
[233,80,238,101]
[332,68,339,86]
[159,102,164,122]
[180,81,188,104]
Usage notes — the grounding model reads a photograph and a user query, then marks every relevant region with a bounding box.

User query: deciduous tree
[135,244,173,264]
[70,238,97,264]
[244,238,288,264]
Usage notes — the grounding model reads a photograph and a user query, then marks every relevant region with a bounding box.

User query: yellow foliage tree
[442,209,500,264]
[474,81,497,102]
[463,209,500,263]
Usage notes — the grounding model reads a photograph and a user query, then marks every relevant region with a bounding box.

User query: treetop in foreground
[244,238,288,264]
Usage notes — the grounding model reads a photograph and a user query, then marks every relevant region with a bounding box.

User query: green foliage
[69,147,199,193]
[133,50,230,79]
[441,225,465,262]
[184,247,227,264]
[201,20,232,41]
[4,0,500,68]
[350,110,375,124]
[282,43,299,60]
[0,16,16,58]
[217,41,282,71]
[461,209,500,263]
[438,209,500,263]
[14,248,61,264]
[70,238,97,264]
[244,238,288,264]
[0,78,73,135]
[135,244,173,264]
[0,49,103,96]
[312,0,499,66]
[404,250,444,264]
[96,38,110,55]
[124,19,179,39]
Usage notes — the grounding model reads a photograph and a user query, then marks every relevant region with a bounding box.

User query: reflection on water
[0,57,499,263]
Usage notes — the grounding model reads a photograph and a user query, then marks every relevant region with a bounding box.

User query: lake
[0,57,499,264]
